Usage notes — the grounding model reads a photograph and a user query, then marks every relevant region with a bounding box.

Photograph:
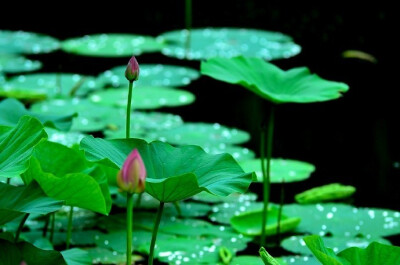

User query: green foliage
[201,56,349,104]
[0,30,60,54]
[0,54,42,73]
[259,247,280,265]
[295,183,356,204]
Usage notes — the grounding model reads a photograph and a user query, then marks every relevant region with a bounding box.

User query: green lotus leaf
[98,64,200,88]
[239,158,315,183]
[0,98,75,131]
[284,203,400,237]
[304,235,400,265]
[0,54,42,73]
[276,256,320,265]
[89,86,195,109]
[45,128,86,148]
[61,248,92,265]
[230,208,301,236]
[193,191,257,204]
[0,30,60,54]
[295,183,356,204]
[0,182,63,225]
[282,235,391,256]
[0,116,47,178]
[159,28,301,60]
[80,136,253,202]
[61,33,164,57]
[147,122,250,146]
[5,73,105,99]
[228,256,264,265]
[22,141,111,214]
[201,56,349,104]
[86,247,143,264]
[209,201,264,224]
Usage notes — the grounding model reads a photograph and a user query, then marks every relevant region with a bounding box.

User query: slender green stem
[135,193,143,207]
[260,104,275,247]
[126,81,134,139]
[6,178,10,184]
[185,0,192,58]
[49,212,55,243]
[42,214,50,237]
[148,202,165,265]
[66,206,74,249]
[277,178,285,245]
[173,201,182,217]
[126,193,134,265]
[15,213,29,243]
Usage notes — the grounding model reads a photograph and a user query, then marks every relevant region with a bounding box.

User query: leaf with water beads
[0,54,42,73]
[192,191,257,204]
[209,201,264,224]
[159,28,301,60]
[0,30,60,54]
[276,255,320,265]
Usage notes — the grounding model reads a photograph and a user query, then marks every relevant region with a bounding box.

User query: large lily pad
[0,116,47,178]
[295,183,356,204]
[0,30,60,54]
[5,73,104,99]
[0,182,63,225]
[203,143,255,162]
[147,122,250,146]
[61,34,164,57]
[22,141,111,215]
[282,235,392,256]
[0,54,42,73]
[0,98,75,131]
[89,86,195,109]
[45,128,86,147]
[239,158,315,183]
[201,56,349,104]
[159,28,301,60]
[98,64,200,88]
[209,201,264,224]
[277,256,320,265]
[192,191,257,204]
[304,235,400,265]
[284,203,400,238]
[230,208,301,236]
[80,136,253,202]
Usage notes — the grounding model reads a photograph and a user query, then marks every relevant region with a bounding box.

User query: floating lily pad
[276,256,320,265]
[0,86,47,101]
[284,203,400,238]
[282,235,392,256]
[98,64,200,88]
[159,28,301,60]
[201,56,349,104]
[229,255,264,265]
[81,137,253,202]
[61,248,92,265]
[45,128,86,147]
[0,98,74,131]
[61,34,164,57]
[192,191,257,204]
[202,143,255,161]
[31,98,114,132]
[239,158,315,183]
[5,73,104,99]
[230,208,301,236]
[86,247,142,264]
[89,86,195,109]
[295,183,356,204]
[0,54,42,73]
[23,230,100,247]
[0,30,60,54]
[147,122,250,146]
[209,201,264,224]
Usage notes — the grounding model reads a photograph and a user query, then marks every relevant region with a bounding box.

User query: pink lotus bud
[117,149,146,193]
[125,56,140,82]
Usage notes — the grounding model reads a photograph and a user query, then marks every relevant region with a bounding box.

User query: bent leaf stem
[277,178,285,245]
[126,81,134,139]
[127,193,134,265]
[15,213,29,243]
[148,201,165,265]
[260,104,275,247]
[66,206,74,249]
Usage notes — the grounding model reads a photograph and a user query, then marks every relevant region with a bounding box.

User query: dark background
[1,2,399,209]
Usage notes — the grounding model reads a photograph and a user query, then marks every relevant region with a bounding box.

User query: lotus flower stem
[276,178,285,245]
[49,212,55,243]
[185,0,192,58]
[148,201,165,265]
[126,193,134,265]
[66,206,74,249]
[126,81,133,139]
[14,213,29,243]
[173,201,182,217]
[260,104,275,247]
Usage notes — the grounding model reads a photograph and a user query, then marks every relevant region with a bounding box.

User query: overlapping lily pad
[45,128,86,147]
[159,28,301,60]
[0,30,60,54]
[0,55,42,73]
[239,158,315,183]
[5,73,104,99]
[147,122,250,146]
[209,201,264,224]
[61,34,164,57]
[80,136,253,202]
[277,256,320,265]
[98,64,200,88]
[282,235,392,256]
[89,86,195,109]
[202,143,255,161]
[284,203,400,238]
[295,183,356,204]
[192,191,257,204]
[201,56,349,104]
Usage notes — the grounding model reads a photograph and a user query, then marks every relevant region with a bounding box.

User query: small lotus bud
[125,56,140,82]
[117,149,146,193]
